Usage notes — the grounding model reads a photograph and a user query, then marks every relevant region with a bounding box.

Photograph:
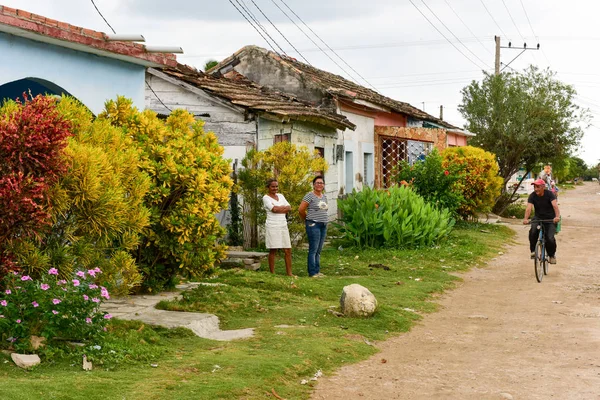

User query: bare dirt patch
[313,182,600,400]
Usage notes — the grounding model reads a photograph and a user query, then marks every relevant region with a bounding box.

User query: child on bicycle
[523,179,561,264]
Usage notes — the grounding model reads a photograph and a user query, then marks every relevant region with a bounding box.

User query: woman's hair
[266,178,278,188]
[312,176,325,185]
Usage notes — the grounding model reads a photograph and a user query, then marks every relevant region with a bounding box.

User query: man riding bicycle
[523,178,561,264]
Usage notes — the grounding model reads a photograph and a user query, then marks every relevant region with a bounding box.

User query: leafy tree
[238,142,328,247]
[203,59,219,72]
[459,66,588,213]
[0,95,72,275]
[552,156,588,182]
[101,97,233,291]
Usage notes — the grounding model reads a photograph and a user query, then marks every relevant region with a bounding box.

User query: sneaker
[549,256,556,264]
[530,252,535,259]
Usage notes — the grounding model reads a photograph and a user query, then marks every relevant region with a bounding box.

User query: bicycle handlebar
[528,219,557,223]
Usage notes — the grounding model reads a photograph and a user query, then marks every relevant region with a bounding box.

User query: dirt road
[313,182,600,400]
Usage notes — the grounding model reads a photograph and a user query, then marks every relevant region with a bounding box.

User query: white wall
[338,110,375,194]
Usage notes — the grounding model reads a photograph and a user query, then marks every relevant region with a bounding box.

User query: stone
[219,258,244,269]
[247,262,261,271]
[243,258,255,265]
[499,393,513,400]
[11,353,41,369]
[340,284,378,318]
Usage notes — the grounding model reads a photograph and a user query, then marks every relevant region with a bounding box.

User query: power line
[409,0,488,71]
[419,0,491,69]
[146,80,172,112]
[501,0,526,42]
[273,0,378,90]
[479,0,508,39]
[227,0,280,54]
[236,0,282,53]
[519,0,551,66]
[90,0,116,34]
[443,0,493,56]
[248,0,311,64]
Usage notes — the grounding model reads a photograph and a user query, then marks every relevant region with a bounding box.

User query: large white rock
[340,284,378,317]
[11,353,41,369]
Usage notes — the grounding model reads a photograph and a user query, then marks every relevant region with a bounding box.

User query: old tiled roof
[156,64,356,130]
[212,46,458,130]
[0,6,177,67]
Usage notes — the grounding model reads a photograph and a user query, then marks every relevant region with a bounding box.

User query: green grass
[0,223,514,400]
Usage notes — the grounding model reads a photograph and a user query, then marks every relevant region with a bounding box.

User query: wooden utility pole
[495,36,501,75]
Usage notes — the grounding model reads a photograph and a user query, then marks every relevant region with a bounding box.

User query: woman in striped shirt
[298,176,328,277]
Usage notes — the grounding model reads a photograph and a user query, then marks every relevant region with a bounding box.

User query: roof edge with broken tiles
[0,6,177,68]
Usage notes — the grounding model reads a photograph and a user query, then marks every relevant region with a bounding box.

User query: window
[364,153,373,187]
[274,133,290,144]
[380,137,432,188]
[315,146,325,177]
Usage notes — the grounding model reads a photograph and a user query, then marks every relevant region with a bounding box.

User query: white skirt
[265,225,292,249]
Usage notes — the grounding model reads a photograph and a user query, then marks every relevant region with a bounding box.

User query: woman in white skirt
[263,179,293,276]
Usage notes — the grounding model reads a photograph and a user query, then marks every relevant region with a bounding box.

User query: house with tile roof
[0,6,177,114]
[209,45,474,191]
[145,64,356,219]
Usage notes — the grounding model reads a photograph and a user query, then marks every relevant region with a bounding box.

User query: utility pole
[495,36,501,75]
[494,35,540,75]
[439,105,444,120]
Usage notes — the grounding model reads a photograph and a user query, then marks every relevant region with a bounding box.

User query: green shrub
[393,150,464,216]
[336,186,455,249]
[442,146,503,219]
[500,203,528,219]
[101,98,233,292]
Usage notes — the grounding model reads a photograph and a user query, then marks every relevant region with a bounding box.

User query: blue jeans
[305,220,327,276]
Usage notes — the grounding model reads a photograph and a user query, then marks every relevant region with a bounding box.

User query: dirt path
[313,182,600,400]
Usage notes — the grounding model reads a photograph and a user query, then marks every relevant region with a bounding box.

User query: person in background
[263,179,292,276]
[298,176,328,278]
[550,180,559,199]
[539,165,553,190]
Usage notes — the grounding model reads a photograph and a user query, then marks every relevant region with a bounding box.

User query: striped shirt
[302,192,329,223]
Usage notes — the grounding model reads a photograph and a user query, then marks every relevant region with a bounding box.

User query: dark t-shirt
[528,190,556,220]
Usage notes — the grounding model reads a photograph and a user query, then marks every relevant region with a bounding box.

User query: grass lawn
[0,222,514,400]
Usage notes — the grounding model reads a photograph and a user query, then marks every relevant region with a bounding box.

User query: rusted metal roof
[158,64,356,130]
[211,46,459,130]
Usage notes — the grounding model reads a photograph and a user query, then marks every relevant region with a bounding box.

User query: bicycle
[530,219,555,283]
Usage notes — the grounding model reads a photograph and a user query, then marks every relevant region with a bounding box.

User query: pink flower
[0,315,4,318]
[72,279,80,287]
[32,301,39,308]
[83,294,89,301]
[21,275,32,281]
[52,298,61,305]
[4,289,11,295]
[92,297,100,303]
[62,287,67,292]
[100,287,110,300]
[89,284,98,289]
[85,318,92,324]
[48,268,58,275]
[103,314,112,320]
[76,271,86,278]
[103,327,107,331]
[57,279,67,285]
[0,300,7,307]
[87,269,96,277]
[16,319,21,323]
[52,310,59,315]
[40,283,50,291]
[94,267,102,274]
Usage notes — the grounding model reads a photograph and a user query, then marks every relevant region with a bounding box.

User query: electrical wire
[235,0,287,55]
[273,0,378,90]
[90,0,116,34]
[146,80,172,112]
[419,0,491,69]
[248,0,311,64]
[227,0,280,54]
[479,0,508,39]
[409,0,488,71]
[519,0,552,66]
[501,0,526,42]
[443,0,493,56]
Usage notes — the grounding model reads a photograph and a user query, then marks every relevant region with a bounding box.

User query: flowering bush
[0,267,111,353]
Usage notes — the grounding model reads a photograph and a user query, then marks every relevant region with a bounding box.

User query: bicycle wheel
[535,241,544,283]
[543,245,549,275]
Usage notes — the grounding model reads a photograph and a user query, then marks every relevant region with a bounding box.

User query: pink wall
[374,112,407,127]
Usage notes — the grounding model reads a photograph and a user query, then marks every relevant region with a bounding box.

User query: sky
[4,0,600,166]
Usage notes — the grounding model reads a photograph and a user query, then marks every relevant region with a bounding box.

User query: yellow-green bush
[101,97,233,291]
[442,146,503,218]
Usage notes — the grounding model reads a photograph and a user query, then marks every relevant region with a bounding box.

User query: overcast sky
[5,0,600,166]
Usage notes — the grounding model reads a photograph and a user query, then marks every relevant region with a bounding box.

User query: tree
[203,59,219,72]
[459,66,588,213]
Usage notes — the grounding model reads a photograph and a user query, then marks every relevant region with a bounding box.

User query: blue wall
[0,32,145,114]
